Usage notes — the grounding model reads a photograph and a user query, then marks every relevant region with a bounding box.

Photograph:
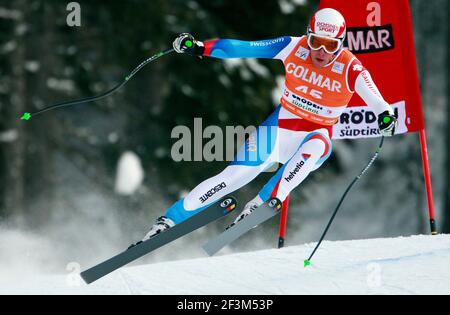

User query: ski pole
[20,48,174,121]
[304,136,385,268]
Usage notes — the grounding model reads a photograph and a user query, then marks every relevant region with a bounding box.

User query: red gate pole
[419,128,438,235]
[278,195,290,248]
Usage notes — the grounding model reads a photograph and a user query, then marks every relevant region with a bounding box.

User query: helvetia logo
[345,25,395,54]
[284,161,305,183]
[200,182,227,203]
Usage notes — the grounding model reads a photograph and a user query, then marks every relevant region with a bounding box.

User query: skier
[138,8,397,242]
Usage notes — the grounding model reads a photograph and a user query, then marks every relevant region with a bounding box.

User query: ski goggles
[307,33,342,54]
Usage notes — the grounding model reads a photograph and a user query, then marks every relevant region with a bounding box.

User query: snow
[1,40,17,54]
[107,132,119,143]
[223,59,269,79]
[1,234,449,295]
[279,0,307,14]
[114,151,145,196]
[245,59,270,78]
[279,0,296,14]
[0,129,18,142]
[223,58,244,72]
[24,61,40,73]
[272,75,285,105]
[46,77,75,93]
[0,8,22,20]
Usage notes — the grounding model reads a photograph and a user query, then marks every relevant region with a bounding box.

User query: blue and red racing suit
[165,36,393,224]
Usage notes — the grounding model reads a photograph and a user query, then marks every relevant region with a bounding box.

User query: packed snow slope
[2,234,449,295]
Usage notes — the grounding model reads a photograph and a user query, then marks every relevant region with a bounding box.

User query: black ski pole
[20,48,174,121]
[304,136,385,267]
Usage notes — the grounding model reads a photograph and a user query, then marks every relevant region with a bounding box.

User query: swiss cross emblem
[353,64,363,72]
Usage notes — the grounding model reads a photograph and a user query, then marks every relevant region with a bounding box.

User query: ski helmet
[307,8,346,53]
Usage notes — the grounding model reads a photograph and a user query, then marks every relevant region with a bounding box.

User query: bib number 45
[294,86,323,99]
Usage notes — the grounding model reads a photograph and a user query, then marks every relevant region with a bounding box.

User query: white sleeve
[354,70,394,116]
[274,36,303,62]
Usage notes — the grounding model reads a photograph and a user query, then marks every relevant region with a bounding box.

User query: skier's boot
[128,216,175,249]
[226,201,259,230]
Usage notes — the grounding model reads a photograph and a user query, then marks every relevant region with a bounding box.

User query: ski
[80,196,237,284]
[202,198,281,256]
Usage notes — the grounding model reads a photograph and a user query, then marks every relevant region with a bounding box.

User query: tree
[0,0,28,221]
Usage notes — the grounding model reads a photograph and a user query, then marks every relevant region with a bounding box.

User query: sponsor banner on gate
[320,0,425,134]
[332,101,407,139]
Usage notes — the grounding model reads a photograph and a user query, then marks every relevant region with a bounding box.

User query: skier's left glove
[378,110,398,137]
[173,33,205,56]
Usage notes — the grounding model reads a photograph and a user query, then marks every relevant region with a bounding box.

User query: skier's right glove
[172,33,205,56]
[378,110,398,137]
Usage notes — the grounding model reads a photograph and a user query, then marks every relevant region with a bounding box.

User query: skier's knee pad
[300,131,332,167]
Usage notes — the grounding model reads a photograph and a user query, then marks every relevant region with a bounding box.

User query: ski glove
[173,33,205,56]
[378,110,398,137]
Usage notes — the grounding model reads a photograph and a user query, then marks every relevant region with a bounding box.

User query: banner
[318,0,425,139]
